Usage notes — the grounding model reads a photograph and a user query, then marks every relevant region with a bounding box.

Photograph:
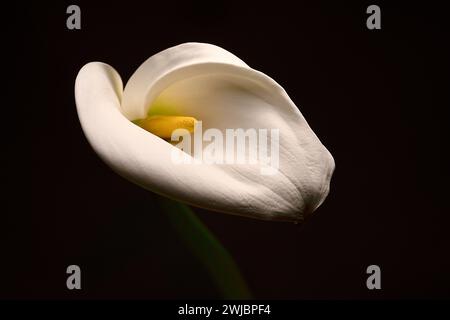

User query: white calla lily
[75,42,334,222]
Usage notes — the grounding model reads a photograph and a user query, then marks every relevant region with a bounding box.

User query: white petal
[75,43,335,222]
[121,43,248,120]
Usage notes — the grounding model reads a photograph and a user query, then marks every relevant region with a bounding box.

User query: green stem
[159,197,252,299]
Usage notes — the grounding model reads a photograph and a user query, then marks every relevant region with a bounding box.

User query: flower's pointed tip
[76,62,124,103]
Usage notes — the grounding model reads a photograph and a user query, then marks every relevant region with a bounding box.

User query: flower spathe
[75,42,335,222]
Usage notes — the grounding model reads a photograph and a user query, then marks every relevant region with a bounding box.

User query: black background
[4,0,449,299]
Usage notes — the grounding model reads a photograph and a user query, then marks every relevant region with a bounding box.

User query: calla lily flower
[75,42,334,222]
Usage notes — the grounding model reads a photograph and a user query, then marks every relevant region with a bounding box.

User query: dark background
[3,0,449,299]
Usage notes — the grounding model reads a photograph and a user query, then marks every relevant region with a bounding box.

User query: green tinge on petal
[147,99,180,116]
[159,197,252,299]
